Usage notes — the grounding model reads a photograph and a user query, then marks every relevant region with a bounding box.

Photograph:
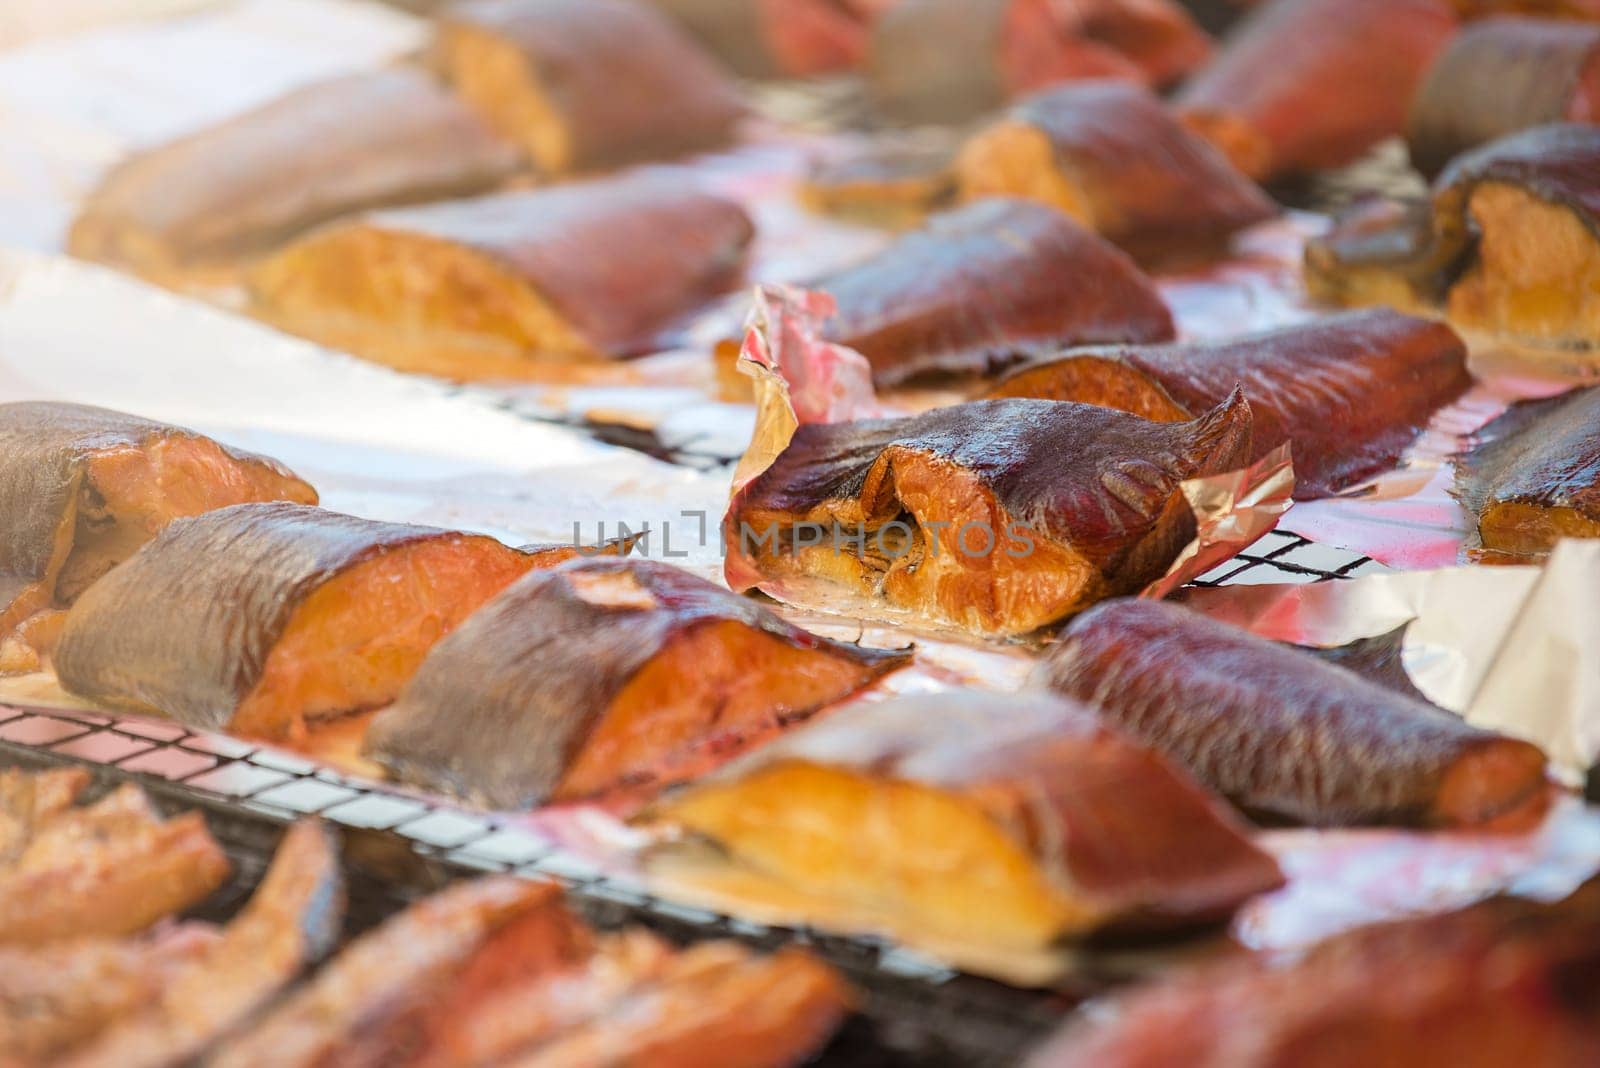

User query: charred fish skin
[365,557,911,810]
[650,692,1283,948]
[1040,599,1551,829]
[68,68,523,284]
[435,0,746,175]
[1176,0,1458,181]
[811,198,1175,386]
[1454,385,1600,555]
[956,80,1277,259]
[989,308,1471,500]
[0,401,315,633]
[54,502,533,736]
[726,393,1252,637]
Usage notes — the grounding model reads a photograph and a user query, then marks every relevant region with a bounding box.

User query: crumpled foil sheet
[1182,539,1600,784]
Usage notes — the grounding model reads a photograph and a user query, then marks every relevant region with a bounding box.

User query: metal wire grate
[0,530,1374,1063]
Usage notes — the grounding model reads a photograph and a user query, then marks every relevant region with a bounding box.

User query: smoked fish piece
[647,0,879,77]
[68,68,522,286]
[1302,194,1463,312]
[0,766,89,860]
[956,81,1276,260]
[212,876,849,1068]
[988,309,1471,500]
[365,557,911,809]
[649,693,1284,954]
[791,198,1175,386]
[1433,123,1600,348]
[54,502,540,742]
[250,171,755,379]
[0,402,316,655]
[1308,124,1600,340]
[208,878,584,1068]
[0,925,217,1064]
[1175,0,1458,181]
[724,394,1252,637]
[799,134,958,228]
[1040,598,1552,828]
[0,783,230,945]
[870,0,1212,124]
[1454,385,1600,555]
[1408,17,1600,179]
[62,819,344,1068]
[435,0,745,176]
[1027,878,1600,1068]
[497,943,849,1068]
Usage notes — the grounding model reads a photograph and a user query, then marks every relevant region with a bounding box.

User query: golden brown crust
[249,172,754,378]
[69,67,522,284]
[651,692,1283,949]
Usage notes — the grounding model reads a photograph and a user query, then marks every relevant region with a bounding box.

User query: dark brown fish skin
[0,402,316,632]
[725,393,1252,636]
[1176,0,1458,181]
[365,558,911,810]
[61,819,344,1068]
[68,68,522,281]
[436,0,745,174]
[988,309,1471,500]
[53,502,524,732]
[1435,122,1600,244]
[1040,599,1551,828]
[253,171,755,361]
[958,80,1276,258]
[812,199,1175,386]
[1027,878,1600,1068]
[1454,385,1600,555]
[1408,18,1600,179]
